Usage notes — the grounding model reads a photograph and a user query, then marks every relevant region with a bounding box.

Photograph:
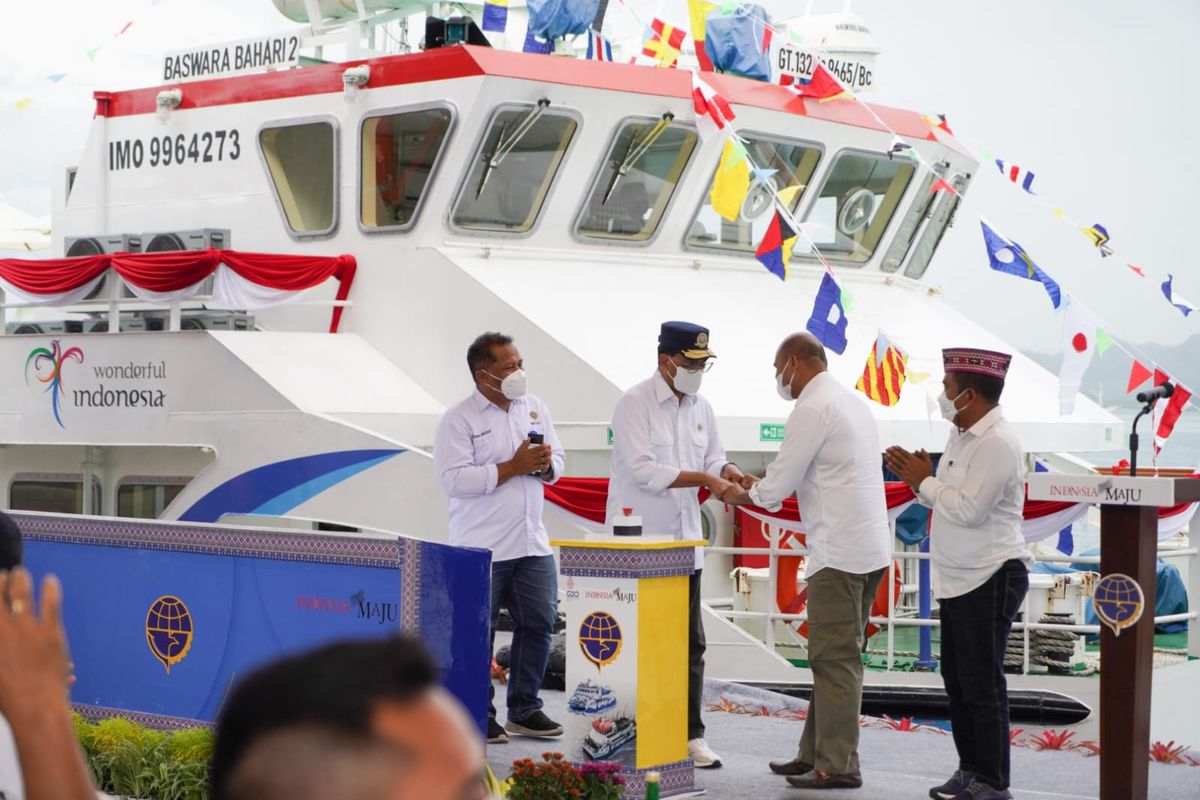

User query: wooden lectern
[1027,474,1200,800]
[553,539,705,799]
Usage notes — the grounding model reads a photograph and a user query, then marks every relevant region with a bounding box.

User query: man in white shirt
[433,332,566,745]
[605,321,746,769]
[885,347,1033,800]
[727,333,891,791]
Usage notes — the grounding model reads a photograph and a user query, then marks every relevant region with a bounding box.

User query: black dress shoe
[768,758,814,776]
[785,770,863,790]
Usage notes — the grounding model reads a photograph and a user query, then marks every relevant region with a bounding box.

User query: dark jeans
[688,569,706,740]
[489,554,557,722]
[939,559,1029,791]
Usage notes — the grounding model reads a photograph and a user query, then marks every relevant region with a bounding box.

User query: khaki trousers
[796,566,885,774]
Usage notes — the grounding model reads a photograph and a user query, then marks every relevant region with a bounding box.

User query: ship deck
[485,681,1199,799]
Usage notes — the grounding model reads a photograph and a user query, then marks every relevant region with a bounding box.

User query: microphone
[1136,382,1174,404]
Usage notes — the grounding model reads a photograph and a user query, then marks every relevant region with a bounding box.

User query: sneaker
[487,718,508,744]
[952,780,1013,800]
[505,710,563,738]
[688,738,722,769]
[930,770,974,799]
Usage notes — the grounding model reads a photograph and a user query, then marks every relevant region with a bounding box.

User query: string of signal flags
[643,1,1198,456]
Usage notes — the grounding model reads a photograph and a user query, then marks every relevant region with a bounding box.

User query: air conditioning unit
[4,320,86,335]
[178,311,255,331]
[65,234,142,257]
[83,317,148,333]
[65,234,142,300]
[142,229,230,253]
[141,229,230,297]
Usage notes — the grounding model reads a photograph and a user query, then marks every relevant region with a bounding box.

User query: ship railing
[0,277,351,334]
[702,529,1200,673]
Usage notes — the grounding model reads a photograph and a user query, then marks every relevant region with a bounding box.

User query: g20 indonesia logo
[24,340,84,428]
[579,611,622,671]
[145,595,194,674]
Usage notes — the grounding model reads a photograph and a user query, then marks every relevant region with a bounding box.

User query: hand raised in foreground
[0,568,96,800]
[0,569,71,717]
[883,446,934,492]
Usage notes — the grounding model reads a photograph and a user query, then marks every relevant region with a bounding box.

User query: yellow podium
[554,538,705,799]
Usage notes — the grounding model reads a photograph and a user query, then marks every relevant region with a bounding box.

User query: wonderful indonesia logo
[24,340,166,428]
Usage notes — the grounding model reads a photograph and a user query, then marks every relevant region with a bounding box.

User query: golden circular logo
[696,332,709,348]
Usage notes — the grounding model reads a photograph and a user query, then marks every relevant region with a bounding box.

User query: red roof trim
[96,45,936,140]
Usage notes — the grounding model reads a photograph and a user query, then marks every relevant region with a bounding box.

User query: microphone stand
[1128,401,1155,477]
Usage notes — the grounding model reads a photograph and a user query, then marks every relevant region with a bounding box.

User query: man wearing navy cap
[885,348,1034,800]
[606,321,750,769]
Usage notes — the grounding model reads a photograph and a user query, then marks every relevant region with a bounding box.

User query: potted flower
[505,752,625,800]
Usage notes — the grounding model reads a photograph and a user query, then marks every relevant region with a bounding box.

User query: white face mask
[666,359,704,396]
[484,368,527,400]
[775,359,797,401]
[938,388,969,423]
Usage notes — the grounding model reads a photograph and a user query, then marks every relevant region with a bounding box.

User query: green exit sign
[759,423,786,442]
[607,426,614,446]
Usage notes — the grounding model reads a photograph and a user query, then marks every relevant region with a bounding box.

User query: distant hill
[1025,335,1200,410]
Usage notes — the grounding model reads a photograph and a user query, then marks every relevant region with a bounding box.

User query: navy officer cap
[659,321,716,359]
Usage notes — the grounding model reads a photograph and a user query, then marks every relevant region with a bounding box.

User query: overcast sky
[1,0,1197,352]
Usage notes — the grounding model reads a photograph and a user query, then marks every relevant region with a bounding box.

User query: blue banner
[16,514,490,734]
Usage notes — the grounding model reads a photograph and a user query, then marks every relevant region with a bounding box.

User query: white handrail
[707,533,1198,670]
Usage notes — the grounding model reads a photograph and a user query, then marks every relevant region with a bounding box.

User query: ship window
[904,172,968,279]
[576,118,698,242]
[452,104,577,233]
[9,476,101,515]
[797,151,915,264]
[880,164,945,273]
[686,135,821,252]
[117,480,187,519]
[360,107,453,230]
[259,120,338,236]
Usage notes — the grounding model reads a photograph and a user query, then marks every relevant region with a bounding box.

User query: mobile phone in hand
[528,431,546,476]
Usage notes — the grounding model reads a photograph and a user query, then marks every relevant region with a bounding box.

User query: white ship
[1,0,1194,746]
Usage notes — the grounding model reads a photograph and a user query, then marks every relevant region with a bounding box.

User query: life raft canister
[776,550,901,639]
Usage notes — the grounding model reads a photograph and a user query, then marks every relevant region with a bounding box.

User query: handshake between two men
[707,466,759,505]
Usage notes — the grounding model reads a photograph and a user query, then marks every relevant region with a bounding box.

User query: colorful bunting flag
[791,64,850,101]
[14,98,33,112]
[1058,299,1096,415]
[1096,328,1114,356]
[691,73,735,140]
[46,73,67,83]
[930,178,955,195]
[754,209,797,281]
[1154,378,1192,454]
[1161,274,1197,317]
[806,272,849,355]
[482,0,508,32]
[688,0,717,71]
[522,29,552,54]
[115,21,133,36]
[979,219,1062,309]
[995,159,1036,194]
[86,46,103,60]
[585,28,613,61]
[856,332,909,406]
[643,18,686,67]
[1126,360,1153,394]
[1081,223,1113,257]
[710,139,749,222]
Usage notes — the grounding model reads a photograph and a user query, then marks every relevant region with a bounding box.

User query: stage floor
[485,679,1198,799]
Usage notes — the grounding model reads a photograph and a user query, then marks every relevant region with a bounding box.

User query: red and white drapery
[0,250,357,333]
[544,475,1200,544]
